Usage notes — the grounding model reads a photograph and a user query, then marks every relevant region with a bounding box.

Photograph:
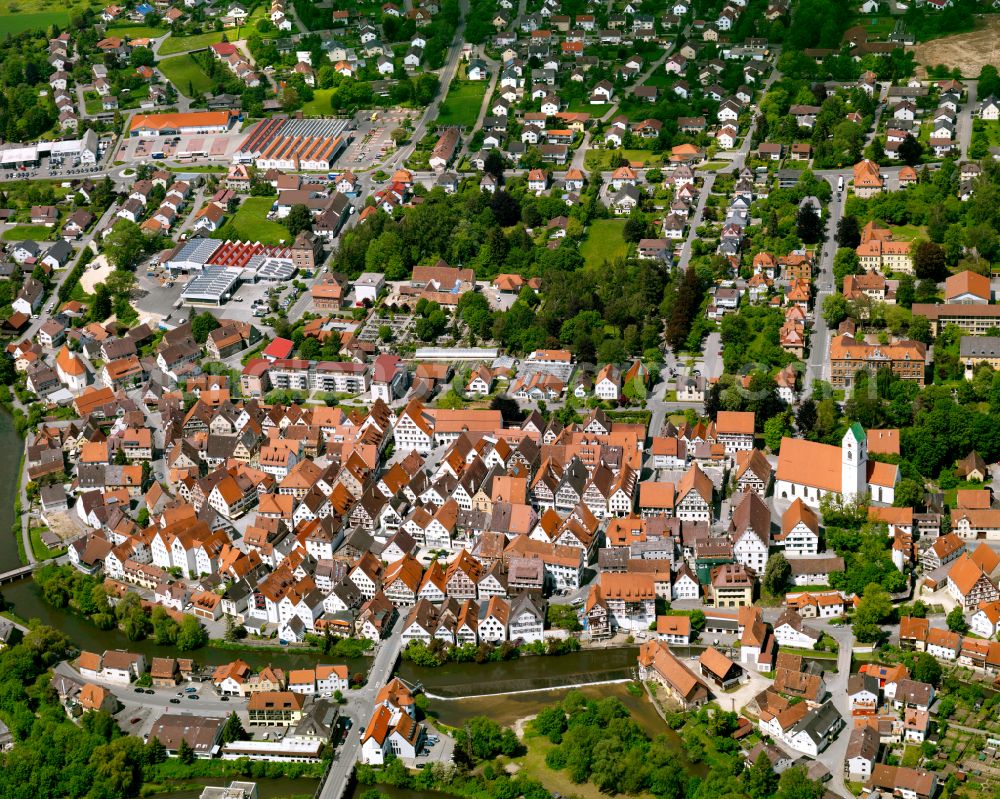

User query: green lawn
[580,219,629,267]
[890,224,926,241]
[29,527,65,560]
[212,196,290,245]
[584,148,660,170]
[2,225,55,241]
[0,10,70,35]
[157,29,227,55]
[436,80,488,128]
[158,54,214,97]
[301,89,335,117]
[107,24,167,38]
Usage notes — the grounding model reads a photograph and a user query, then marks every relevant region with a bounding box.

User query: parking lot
[117,129,245,165]
[2,151,109,182]
[337,109,414,170]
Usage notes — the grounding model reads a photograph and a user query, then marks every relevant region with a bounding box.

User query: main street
[805,175,845,395]
[318,623,405,799]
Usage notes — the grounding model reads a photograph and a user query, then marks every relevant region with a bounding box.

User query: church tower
[841,423,868,500]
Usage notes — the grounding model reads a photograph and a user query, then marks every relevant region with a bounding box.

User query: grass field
[2,225,55,241]
[158,29,227,55]
[107,24,168,38]
[580,219,629,267]
[158,54,214,97]
[436,80,488,128]
[212,196,289,245]
[0,10,70,35]
[890,223,926,241]
[301,89,335,116]
[584,148,659,170]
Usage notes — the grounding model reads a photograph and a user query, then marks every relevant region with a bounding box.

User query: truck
[837,176,844,193]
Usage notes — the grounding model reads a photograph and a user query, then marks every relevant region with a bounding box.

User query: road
[804,176,844,395]
[675,173,715,270]
[956,79,978,160]
[807,619,855,798]
[318,622,405,799]
[384,0,470,172]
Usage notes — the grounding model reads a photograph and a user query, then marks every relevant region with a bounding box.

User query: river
[396,646,640,698]
[2,576,372,672]
[0,405,24,572]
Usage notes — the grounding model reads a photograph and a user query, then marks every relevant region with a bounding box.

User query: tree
[946,607,969,633]
[774,766,824,799]
[103,220,146,271]
[898,134,923,167]
[623,212,651,244]
[822,293,850,327]
[912,652,942,687]
[689,609,706,636]
[833,248,860,287]
[220,712,246,744]
[284,204,313,237]
[836,215,861,249]
[105,269,136,299]
[115,592,149,641]
[744,752,779,799]
[191,311,220,344]
[763,552,791,596]
[145,736,167,764]
[484,150,505,181]
[176,615,208,651]
[796,398,817,435]
[177,738,195,765]
[893,478,924,509]
[796,203,822,244]
[151,605,178,646]
[853,582,893,642]
[914,241,947,280]
[764,411,793,452]
[490,190,520,226]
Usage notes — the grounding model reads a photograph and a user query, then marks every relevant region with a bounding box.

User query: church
[774,424,899,507]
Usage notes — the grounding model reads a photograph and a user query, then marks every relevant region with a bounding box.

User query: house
[699,647,743,688]
[946,553,999,610]
[773,609,821,649]
[971,600,1000,638]
[866,765,938,799]
[637,640,710,709]
[845,726,880,781]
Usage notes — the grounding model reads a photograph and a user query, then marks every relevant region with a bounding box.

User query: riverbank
[0,404,27,572]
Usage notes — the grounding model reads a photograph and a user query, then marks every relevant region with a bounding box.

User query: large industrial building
[181,266,244,305]
[0,129,100,167]
[234,117,351,170]
[129,111,238,137]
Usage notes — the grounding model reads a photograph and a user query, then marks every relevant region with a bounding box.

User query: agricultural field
[436,80,488,128]
[0,10,69,35]
[580,219,629,268]
[158,54,214,97]
[909,16,1000,76]
[211,197,290,246]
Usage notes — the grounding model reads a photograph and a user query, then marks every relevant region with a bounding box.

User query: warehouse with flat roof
[181,266,244,305]
[234,116,351,169]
